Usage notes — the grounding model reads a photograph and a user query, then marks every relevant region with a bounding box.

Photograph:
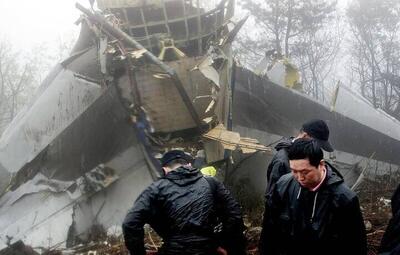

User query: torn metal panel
[99,37,108,75]
[0,143,153,251]
[196,55,221,88]
[220,15,249,47]
[0,192,74,250]
[333,85,400,141]
[0,173,73,209]
[0,70,102,175]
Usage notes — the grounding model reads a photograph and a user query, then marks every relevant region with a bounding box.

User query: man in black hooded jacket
[379,183,400,255]
[265,119,334,195]
[260,139,367,255]
[122,150,246,255]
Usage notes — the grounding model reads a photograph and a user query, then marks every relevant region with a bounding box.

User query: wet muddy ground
[5,177,396,255]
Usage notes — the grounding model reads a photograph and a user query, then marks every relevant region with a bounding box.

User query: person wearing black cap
[122,150,246,255]
[265,119,334,196]
[260,139,367,255]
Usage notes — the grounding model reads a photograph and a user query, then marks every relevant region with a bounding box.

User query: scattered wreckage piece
[203,124,270,163]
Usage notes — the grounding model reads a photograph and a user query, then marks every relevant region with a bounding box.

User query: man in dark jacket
[379,183,400,255]
[260,139,367,255]
[266,119,334,195]
[122,150,246,255]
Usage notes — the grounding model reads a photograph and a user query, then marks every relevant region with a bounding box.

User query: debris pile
[356,176,397,255]
[5,203,390,255]
[363,198,391,255]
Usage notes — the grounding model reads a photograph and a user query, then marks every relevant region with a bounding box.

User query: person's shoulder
[142,178,169,193]
[137,179,171,200]
[269,150,289,171]
[331,182,358,205]
[276,172,293,185]
[203,175,221,183]
[274,147,289,160]
[274,173,295,195]
[151,178,171,189]
[203,176,224,190]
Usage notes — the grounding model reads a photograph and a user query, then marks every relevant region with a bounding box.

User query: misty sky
[0,0,351,54]
[0,0,90,50]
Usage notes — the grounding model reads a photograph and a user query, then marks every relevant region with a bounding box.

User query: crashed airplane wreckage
[1,0,400,251]
[0,0,264,250]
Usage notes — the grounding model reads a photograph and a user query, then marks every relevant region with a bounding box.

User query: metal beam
[139,8,152,49]
[181,0,190,41]
[196,0,202,55]
[76,3,203,129]
[161,1,171,36]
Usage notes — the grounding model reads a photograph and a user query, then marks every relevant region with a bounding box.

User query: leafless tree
[347,0,400,119]
[0,40,37,131]
[235,0,340,101]
[0,34,76,135]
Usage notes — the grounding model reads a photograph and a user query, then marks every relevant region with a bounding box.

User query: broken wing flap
[202,124,271,163]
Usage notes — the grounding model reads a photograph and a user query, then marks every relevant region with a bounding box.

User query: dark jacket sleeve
[266,160,288,195]
[338,195,367,255]
[380,184,400,253]
[122,184,157,255]
[259,184,282,255]
[213,179,246,255]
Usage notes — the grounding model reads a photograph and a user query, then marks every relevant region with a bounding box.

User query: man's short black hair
[288,138,323,167]
[164,158,189,168]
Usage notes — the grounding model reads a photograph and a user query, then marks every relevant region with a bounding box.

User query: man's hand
[217,247,228,255]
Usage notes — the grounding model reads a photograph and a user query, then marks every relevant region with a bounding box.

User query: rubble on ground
[2,176,397,255]
[356,176,397,255]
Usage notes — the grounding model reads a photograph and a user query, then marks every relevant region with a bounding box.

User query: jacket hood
[164,166,203,186]
[274,137,293,151]
[325,161,344,186]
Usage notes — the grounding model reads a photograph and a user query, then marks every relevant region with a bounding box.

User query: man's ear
[162,167,168,175]
[297,131,311,139]
[319,160,325,169]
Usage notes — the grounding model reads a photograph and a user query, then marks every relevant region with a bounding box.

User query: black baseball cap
[301,119,334,152]
[161,150,193,167]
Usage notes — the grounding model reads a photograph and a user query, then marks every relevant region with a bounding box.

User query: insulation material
[130,49,147,59]
[203,124,270,153]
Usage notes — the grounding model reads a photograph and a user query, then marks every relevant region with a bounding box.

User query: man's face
[290,158,325,190]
